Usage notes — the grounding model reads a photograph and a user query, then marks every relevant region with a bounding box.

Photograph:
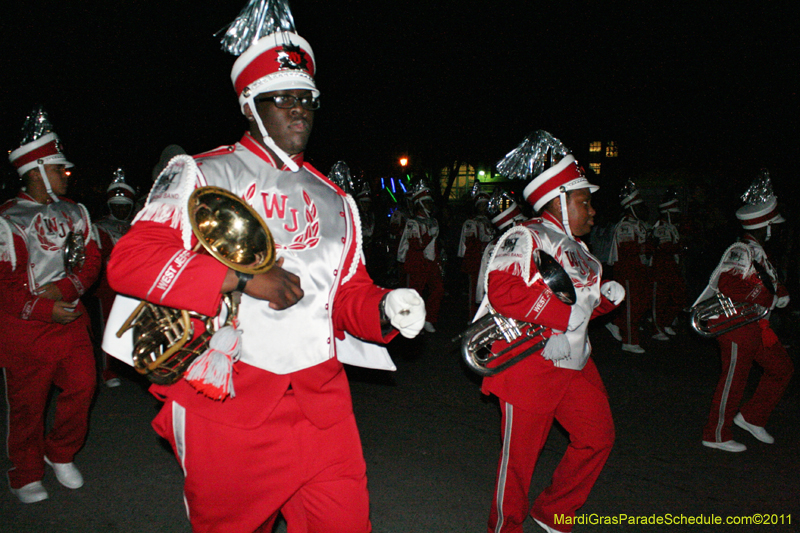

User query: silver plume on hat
[741,169,776,206]
[486,187,515,218]
[496,130,570,181]
[620,179,639,201]
[219,0,297,56]
[19,105,55,146]
[328,161,356,194]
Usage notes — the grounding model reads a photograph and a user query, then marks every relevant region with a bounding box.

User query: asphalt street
[2,288,799,533]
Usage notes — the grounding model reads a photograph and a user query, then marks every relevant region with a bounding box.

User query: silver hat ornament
[741,168,776,206]
[496,130,570,181]
[328,161,356,195]
[218,0,297,56]
[19,105,56,146]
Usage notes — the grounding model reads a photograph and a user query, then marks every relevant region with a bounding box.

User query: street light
[399,156,408,168]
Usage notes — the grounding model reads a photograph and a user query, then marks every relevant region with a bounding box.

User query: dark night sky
[2,1,798,210]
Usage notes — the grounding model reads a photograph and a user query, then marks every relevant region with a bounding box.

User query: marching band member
[697,170,793,452]
[458,180,495,317]
[475,188,527,305]
[650,189,686,340]
[1,107,100,503]
[606,180,653,353]
[398,180,444,333]
[106,1,425,531]
[91,169,135,387]
[479,131,624,533]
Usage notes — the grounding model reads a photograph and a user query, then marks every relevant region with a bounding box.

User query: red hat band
[9,133,73,176]
[492,203,522,229]
[523,156,597,212]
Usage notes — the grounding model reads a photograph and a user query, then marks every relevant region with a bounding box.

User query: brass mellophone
[117,184,275,384]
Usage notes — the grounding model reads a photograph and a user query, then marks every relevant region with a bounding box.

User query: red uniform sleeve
[717,270,774,309]
[107,221,229,317]
[591,292,619,319]
[332,260,397,344]
[487,269,571,331]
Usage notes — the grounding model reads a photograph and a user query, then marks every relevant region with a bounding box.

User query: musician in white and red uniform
[1,107,100,504]
[479,131,625,533]
[105,3,425,532]
[458,182,495,317]
[91,169,135,387]
[475,188,526,305]
[606,180,653,353]
[697,170,792,453]
[398,181,444,333]
[650,191,686,340]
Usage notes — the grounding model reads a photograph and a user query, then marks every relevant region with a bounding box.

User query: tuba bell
[117,185,275,384]
[454,249,576,377]
[688,291,768,338]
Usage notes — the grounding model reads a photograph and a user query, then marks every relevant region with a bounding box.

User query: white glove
[775,295,790,309]
[567,305,589,332]
[600,280,625,305]
[383,289,426,339]
[542,334,570,362]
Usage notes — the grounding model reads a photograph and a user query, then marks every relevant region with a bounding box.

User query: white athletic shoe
[45,457,84,489]
[621,343,645,354]
[702,440,747,452]
[664,326,677,336]
[734,413,774,444]
[652,332,670,341]
[10,481,49,504]
[423,321,436,333]
[605,323,622,341]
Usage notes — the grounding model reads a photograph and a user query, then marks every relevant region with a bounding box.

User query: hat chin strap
[247,96,300,173]
[766,224,772,242]
[37,162,59,202]
[559,186,573,240]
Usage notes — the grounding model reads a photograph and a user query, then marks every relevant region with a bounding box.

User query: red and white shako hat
[220,0,317,172]
[411,180,433,204]
[658,188,680,214]
[497,131,597,238]
[9,106,73,177]
[522,154,597,212]
[620,179,643,210]
[487,188,524,230]
[736,169,785,230]
[469,179,490,207]
[107,168,135,205]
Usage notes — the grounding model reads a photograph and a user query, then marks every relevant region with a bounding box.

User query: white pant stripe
[494,402,514,533]
[715,342,738,442]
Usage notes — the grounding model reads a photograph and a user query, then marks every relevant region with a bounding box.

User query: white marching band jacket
[479,215,604,371]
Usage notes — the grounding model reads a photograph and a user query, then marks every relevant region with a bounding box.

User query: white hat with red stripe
[8,106,73,202]
[620,179,643,210]
[107,168,136,205]
[522,154,598,212]
[220,0,317,172]
[9,107,73,178]
[736,169,784,230]
[487,188,525,230]
[497,131,597,239]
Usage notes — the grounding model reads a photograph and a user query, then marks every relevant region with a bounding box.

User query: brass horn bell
[119,185,275,384]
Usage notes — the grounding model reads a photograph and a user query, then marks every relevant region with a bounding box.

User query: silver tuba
[454,250,576,377]
[116,186,275,384]
[688,291,768,338]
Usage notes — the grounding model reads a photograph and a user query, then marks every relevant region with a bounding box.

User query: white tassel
[185,323,242,400]
[542,333,570,362]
